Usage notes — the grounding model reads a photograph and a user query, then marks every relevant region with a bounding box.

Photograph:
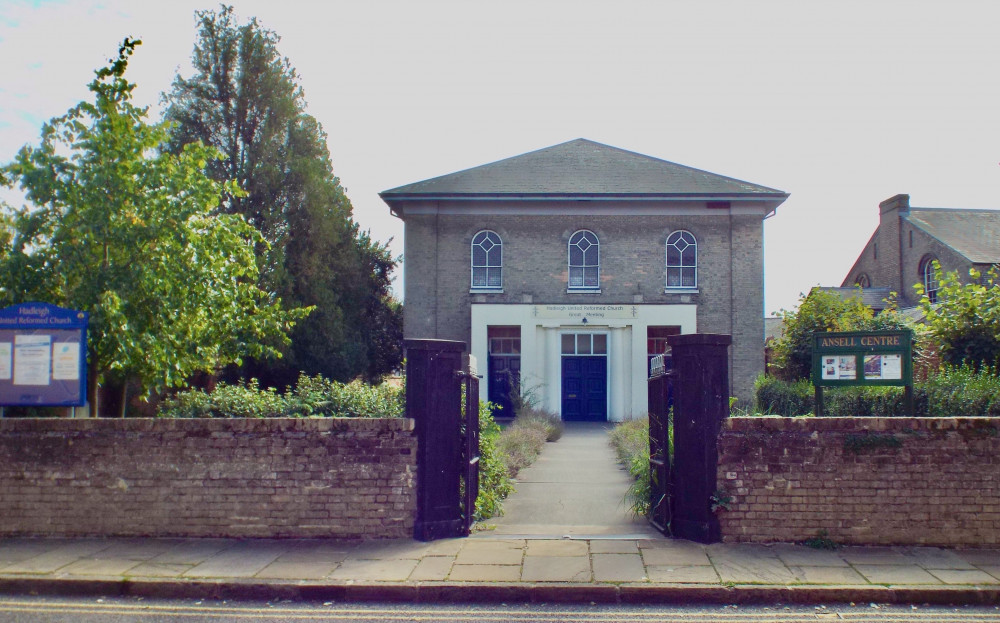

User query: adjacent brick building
[381,139,788,420]
[843,194,1000,307]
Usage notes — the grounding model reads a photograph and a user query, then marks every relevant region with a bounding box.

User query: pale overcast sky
[2,0,999,315]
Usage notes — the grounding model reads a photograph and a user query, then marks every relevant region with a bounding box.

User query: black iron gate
[406,339,480,541]
[646,334,731,544]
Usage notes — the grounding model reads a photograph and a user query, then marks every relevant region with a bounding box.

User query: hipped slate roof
[380,139,787,200]
[906,208,1000,264]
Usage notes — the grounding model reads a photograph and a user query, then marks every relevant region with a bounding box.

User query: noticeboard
[0,303,89,407]
[811,330,913,387]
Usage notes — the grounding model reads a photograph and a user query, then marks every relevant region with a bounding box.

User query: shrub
[609,416,655,517]
[516,407,564,441]
[158,373,403,418]
[753,375,813,416]
[496,425,547,477]
[752,366,1000,417]
[475,401,513,520]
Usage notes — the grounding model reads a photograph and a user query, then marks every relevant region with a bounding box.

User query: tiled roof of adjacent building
[812,286,894,311]
[905,208,1000,264]
[380,139,788,199]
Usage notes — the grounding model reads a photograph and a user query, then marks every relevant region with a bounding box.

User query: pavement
[0,423,998,605]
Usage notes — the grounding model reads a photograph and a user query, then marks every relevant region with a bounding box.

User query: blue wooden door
[561,356,607,421]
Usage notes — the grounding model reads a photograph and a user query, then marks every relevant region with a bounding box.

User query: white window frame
[471,230,502,291]
[921,256,939,304]
[568,230,600,291]
[665,230,698,290]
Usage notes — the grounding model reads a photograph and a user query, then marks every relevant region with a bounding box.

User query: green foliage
[752,366,1000,417]
[163,6,402,386]
[843,433,902,454]
[0,39,306,413]
[157,373,403,418]
[803,530,839,550]
[710,488,733,513]
[475,402,513,521]
[918,264,1000,370]
[754,375,815,416]
[609,416,655,517]
[495,422,547,478]
[515,407,564,442]
[770,289,911,380]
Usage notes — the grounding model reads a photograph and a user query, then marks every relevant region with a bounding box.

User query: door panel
[561,356,607,421]
[488,355,520,417]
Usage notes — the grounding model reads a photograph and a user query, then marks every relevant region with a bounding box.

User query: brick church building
[381,139,788,421]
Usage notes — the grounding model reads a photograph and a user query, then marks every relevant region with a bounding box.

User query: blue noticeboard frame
[0,303,89,407]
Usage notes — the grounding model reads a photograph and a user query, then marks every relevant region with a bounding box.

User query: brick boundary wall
[717,417,1000,547]
[0,418,417,539]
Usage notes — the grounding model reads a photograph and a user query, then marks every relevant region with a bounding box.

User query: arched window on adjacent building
[920,255,939,303]
[854,273,871,288]
[665,230,697,289]
[471,230,502,289]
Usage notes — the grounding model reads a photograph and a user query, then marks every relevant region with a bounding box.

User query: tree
[770,289,911,380]
[0,39,308,414]
[162,5,402,385]
[918,264,1000,370]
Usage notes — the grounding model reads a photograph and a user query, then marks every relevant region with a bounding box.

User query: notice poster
[13,334,51,386]
[0,342,10,380]
[821,355,857,380]
[864,354,882,380]
[52,342,80,381]
[880,353,902,380]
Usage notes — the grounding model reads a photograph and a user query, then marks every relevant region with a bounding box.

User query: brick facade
[717,416,1000,546]
[0,418,416,539]
[403,210,764,402]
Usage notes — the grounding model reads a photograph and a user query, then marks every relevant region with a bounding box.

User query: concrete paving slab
[978,566,1000,581]
[641,546,712,566]
[183,542,286,578]
[460,539,525,550]
[59,557,143,576]
[589,540,638,554]
[788,565,869,584]
[328,558,419,582]
[348,539,432,560]
[645,564,720,583]
[712,555,798,584]
[425,539,465,556]
[0,539,112,574]
[955,549,1000,567]
[455,546,524,566]
[255,561,338,580]
[149,540,233,565]
[0,538,76,566]
[902,547,976,570]
[448,564,521,582]
[525,540,588,557]
[125,562,192,577]
[854,564,943,585]
[521,556,591,582]
[408,556,455,581]
[707,543,779,559]
[592,553,646,582]
[771,544,850,567]
[839,547,911,566]
[90,538,183,561]
[927,569,1000,585]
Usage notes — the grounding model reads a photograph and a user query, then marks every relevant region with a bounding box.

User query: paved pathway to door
[477,422,661,538]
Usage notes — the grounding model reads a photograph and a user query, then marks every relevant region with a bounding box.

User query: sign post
[811,330,914,416]
[0,303,89,413]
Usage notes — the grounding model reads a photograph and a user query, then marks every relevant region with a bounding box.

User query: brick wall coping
[0,417,414,434]
[724,415,1000,433]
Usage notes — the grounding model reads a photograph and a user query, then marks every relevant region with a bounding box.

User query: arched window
[854,273,871,288]
[568,230,599,290]
[920,255,939,303]
[666,230,697,289]
[471,230,502,289]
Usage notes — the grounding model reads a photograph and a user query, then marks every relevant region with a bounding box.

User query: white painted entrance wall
[470,304,697,422]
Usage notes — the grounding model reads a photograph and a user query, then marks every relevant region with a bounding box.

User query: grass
[609,416,652,517]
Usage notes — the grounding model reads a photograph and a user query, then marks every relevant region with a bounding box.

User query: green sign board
[811,330,913,387]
